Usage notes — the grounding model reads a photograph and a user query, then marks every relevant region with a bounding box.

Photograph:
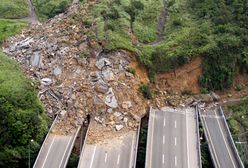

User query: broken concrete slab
[105,88,118,108]
[96,58,112,70]
[101,68,114,81]
[30,51,42,67]
[94,79,109,94]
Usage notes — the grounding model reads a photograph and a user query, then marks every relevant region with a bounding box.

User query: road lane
[201,108,241,168]
[33,128,80,168]
[146,107,200,168]
[78,131,138,168]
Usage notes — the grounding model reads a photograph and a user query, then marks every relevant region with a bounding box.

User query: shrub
[200,88,209,94]
[181,89,193,95]
[235,85,242,91]
[139,83,152,99]
[127,67,136,75]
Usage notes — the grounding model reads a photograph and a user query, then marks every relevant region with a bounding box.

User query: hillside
[0,0,248,167]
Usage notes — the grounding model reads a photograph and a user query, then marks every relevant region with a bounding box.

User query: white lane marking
[215,110,236,168]
[117,154,120,165]
[164,118,166,127]
[41,137,55,168]
[162,154,165,164]
[175,156,177,166]
[174,137,177,146]
[186,109,190,168]
[58,136,73,168]
[161,109,195,116]
[202,116,221,167]
[149,110,155,168]
[129,133,135,168]
[163,135,165,145]
[89,145,97,168]
[175,120,177,128]
[104,152,108,163]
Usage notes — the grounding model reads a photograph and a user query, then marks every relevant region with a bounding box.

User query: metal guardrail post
[33,115,58,168]
[195,106,202,168]
[219,106,244,168]
[63,126,81,168]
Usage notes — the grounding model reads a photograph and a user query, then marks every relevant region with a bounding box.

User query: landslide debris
[2,4,147,139]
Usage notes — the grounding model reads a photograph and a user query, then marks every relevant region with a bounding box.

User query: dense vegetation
[79,0,248,91]
[0,19,28,44]
[227,99,248,167]
[190,0,248,91]
[0,52,48,167]
[0,0,29,19]
[33,0,72,21]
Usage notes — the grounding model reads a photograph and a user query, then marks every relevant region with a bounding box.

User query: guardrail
[219,106,244,168]
[33,115,58,167]
[198,107,219,168]
[77,120,91,168]
[63,126,81,168]
[133,117,142,168]
[145,107,153,168]
[195,106,202,168]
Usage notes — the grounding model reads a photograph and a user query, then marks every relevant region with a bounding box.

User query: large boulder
[104,88,118,108]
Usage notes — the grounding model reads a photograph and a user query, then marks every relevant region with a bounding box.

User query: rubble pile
[2,4,147,138]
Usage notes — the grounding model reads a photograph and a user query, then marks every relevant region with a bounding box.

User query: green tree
[125,0,144,33]
[0,53,48,167]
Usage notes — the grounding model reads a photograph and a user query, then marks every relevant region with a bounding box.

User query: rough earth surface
[3,4,147,139]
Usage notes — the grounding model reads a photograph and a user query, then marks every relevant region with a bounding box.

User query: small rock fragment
[41,78,52,86]
[122,101,132,110]
[115,124,124,131]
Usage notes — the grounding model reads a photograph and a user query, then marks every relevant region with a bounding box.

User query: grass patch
[0,19,28,44]
[127,67,136,75]
[33,0,72,21]
[0,0,29,19]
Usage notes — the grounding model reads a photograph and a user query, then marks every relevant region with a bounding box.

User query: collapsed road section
[77,121,139,168]
[33,116,81,168]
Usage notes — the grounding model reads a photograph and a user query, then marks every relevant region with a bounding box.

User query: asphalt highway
[33,130,79,168]
[78,131,137,168]
[146,107,200,168]
[201,108,240,168]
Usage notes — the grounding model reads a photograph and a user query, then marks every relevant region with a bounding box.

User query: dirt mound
[2,4,147,139]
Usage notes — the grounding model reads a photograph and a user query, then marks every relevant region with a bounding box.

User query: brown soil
[218,73,248,102]
[129,60,149,84]
[155,56,202,94]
